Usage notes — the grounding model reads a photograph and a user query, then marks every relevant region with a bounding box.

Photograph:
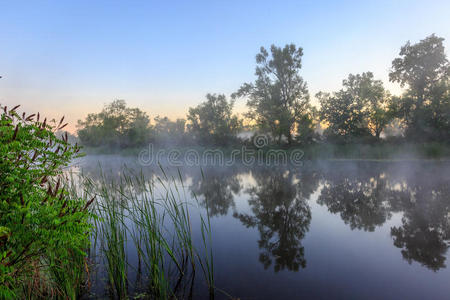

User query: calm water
[76,156,450,299]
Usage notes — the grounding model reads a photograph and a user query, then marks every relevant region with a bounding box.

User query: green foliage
[318,72,392,142]
[389,34,450,141]
[233,44,311,144]
[390,34,449,100]
[0,105,93,299]
[74,35,450,150]
[295,110,317,145]
[187,93,242,145]
[77,100,151,148]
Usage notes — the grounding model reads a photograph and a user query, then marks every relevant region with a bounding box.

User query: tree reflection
[390,172,450,271]
[189,168,241,217]
[317,166,392,231]
[317,162,450,271]
[77,158,450,272]
[235,167,319,272]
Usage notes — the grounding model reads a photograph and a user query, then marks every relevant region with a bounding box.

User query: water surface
[76,156,450,299]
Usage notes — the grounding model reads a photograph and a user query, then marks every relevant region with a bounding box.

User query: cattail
[54,178,61,194]
[31,151,38,162]
[58,116,65,127]
[83,197,95,211]
[40,176,48,185]
[47,184,53,197]
[11,105,20,111]
[12,125,19,140]
[25,114,35,121]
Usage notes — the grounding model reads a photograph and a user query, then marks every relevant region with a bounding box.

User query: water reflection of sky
[75,156,450,299]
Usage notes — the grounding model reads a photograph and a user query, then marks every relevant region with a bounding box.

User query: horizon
[1,0,450,133]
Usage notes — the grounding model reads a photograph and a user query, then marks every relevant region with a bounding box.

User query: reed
[76,165,215,299]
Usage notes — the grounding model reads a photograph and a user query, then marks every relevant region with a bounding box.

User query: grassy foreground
[74,168,215,299]
[0,105,215,299]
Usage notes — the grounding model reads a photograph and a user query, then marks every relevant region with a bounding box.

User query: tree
[233,44,310,144]
[389,34,450,141]
[186,93,241,145]
[153,115,186,144]
[390,34,449,107]
[77,100,151,147]
[319,72,391,141]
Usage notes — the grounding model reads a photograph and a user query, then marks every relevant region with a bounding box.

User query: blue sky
[1,0,449,131]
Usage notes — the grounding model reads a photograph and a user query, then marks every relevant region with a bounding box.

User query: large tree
[389,34,450,140]
[233,44,310,144]
[390,34,449,107]
[186,93,241,145]
[319,72,391,141]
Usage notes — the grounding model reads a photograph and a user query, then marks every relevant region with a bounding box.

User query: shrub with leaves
[0,105,94,299]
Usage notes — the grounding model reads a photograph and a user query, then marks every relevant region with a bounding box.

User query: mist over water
[73,155,450,299]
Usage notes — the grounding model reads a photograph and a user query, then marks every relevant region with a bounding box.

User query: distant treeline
[77,34,450,148]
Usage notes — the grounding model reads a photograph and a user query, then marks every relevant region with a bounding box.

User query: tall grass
[76,166,215,299]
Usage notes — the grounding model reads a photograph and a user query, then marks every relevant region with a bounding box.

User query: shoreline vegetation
[76,35,450,159]
[0,103,448,298]
[0,105,215,299]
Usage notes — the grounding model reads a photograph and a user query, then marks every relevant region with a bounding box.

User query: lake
[75,156,450,299]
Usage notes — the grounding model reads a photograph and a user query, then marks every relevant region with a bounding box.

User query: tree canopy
[318,72,392,142]
[77,100,150,147]
[76,35,450,148]
[389,34,450,141]
[187,93,242,145]
[233,44,311,144]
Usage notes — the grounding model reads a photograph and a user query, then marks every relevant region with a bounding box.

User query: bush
[0,105,93,299]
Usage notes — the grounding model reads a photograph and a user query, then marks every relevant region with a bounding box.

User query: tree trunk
[376,130,381,139]
[287,130,292,145]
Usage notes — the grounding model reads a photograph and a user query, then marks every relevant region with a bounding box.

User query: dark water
[77,156,450,299]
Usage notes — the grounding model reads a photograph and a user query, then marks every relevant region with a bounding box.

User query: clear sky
[1,0,449,132]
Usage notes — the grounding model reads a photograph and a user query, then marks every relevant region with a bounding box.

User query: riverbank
[81,142,450,161]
